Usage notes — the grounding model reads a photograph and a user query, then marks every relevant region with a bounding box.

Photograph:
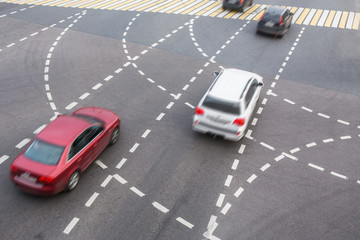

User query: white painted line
[260,142,275,151]
[257,107,263,114]
[303,8,316,25]
[104,75,113,81]
[275,75,280,80]
[346,12,355,29]
[251,117,258,126]
[7,43,15,48]
[275,155,284,162]
[152,202,169,213]
[46,92,52,101]
[115,68,123,73]
[282,152,298,161]
[284,99,295,105]
[261,163,270,171]
[79,93,90,100]
[100,175,113,187]
[129,143,139,153]
[290,148,300,154]
[0,155,9,165]
[234,187,244,198]
[142,129,151,138]
[182,84,189,91]
[92,83,103,90]
[190,77,196,82]
[95,160,107,169]
[50,102,57,111]
[323,138,334,143]
[156,113,165,121]
[85,192,99,207]
[116,158,127,169]
[262,98,267,105]
[308,163,324,171]
[306,142,317,148]
[231,159,239,170]
[270,82,276,88]
[318,113,330,119]
[245,129,253,139]
[224,175,233,187]
[63,217,79,234]
[221,203,231,215]
[20,37,28,41]
[332,11,342,28]
[340,136,351,140]
[138,70,145,75]
[301,106,313,112]
[130,187,145,197]
[147,78,155,83]
[197,69,203,74]
[166,102,174,109]
[113,174,127,184]
[216,194,225,207]
[330,171,347,180]
[176,217,194,229]
[16,138,31,149]
[65,102,78,110]
[247,174,257,183]
[317,10,329,26]
[337,119,350,125]
[238,144,246,154]
[33,124,46,134]
[123,62,131,67]
[185,102,195,109]
[157,85,166,91]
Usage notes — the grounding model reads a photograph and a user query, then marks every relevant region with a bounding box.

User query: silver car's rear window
[24,139,64,165]
[203,95,240,115]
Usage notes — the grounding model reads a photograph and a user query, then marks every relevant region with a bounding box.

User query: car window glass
[203,95,241,115]
[86,126,103,142]
[263,11,280,22]
[245,80,257,108]
[24,139,64,165]
[69,131,90,160]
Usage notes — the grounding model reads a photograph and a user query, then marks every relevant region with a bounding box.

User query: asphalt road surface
[0,0,359,239]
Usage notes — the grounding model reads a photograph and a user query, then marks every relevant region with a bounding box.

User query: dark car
[222,0,253,12]
[257,6,293,37]
[10,107,120,195]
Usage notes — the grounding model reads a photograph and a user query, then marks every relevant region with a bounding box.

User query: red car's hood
[13,154,57,177]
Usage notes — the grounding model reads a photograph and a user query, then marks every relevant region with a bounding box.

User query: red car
[10,107,120,195]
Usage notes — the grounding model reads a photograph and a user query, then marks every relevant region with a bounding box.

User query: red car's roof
[36,115,92,146]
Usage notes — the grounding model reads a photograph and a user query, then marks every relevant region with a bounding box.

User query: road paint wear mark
[16,139,31,149]
[247,174,257,183]
[63,217,79,234]
[156,113,165,121]
[216,194,225,207]
[224,175,233,187]
[113,174,127,184]
[142,129,151,138]
[260,142,275,151]
[95,160,107,169]
[129,143,139,153]
[331,171,347,180]
[65,102,78,110]
[130,187,145,197]
[221,202,231,215]
[152,202,169,213]
[308,163,324,171]
[116,158,127,169]
[261,163,270,171]
[85,192,99,207]
[0,155,9,165]
[100,175,113,187]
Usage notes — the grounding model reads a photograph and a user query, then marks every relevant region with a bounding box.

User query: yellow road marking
[180,0,209,15]
[78,0,103,8]
[324,10,335,27]
[136,0,166,12]
[310,9,323,26]
[253,8,266,21]
[196,2,219,16]
[49,0,72,6]
[63,0,88,7]
[121,0,154,10]
[239,4,260,20]
[151,0,182,12]
[224,10,238,19]
[107,0,135,10]
[166,0,197,14]
[353,12,360,30]
[338,11,348,28]
[209,5,224,17]
[296,8,310,24]
[92,0,118,9]
[290,7,297,13]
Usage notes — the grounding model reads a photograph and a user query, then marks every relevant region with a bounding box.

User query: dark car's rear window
[263,10,281,22]
[203,95,240,115]
[24,139,64,165]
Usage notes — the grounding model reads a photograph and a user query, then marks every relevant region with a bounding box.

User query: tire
[109,126,120,146]
[66,171,80,192]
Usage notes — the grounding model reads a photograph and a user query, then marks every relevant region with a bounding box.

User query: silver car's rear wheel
[66,171,80,192]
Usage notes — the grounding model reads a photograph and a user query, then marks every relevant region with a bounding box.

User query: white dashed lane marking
[152,202,169,213]
[247,174,257,183]
[15,139,30,149]
[306,142,317,148]
[308,163,325,171]
[224,175,233,187]
[323,138,334,143]
[141,129,151,138]
[113,174,127,184]
[95,160,107,169]
[231,159,239,170]
[33,124,46,134]
[63,217,79,234]
[130,187,145,197]
[85,192,99,207]
[129,143,139,153]
[0,155,9,165]
[176,217,194,229]
[260,142,275,151]
[260,163,271,171]
[156,113,165,121]
[330,171,348,180]
[116,158,127,169]
[238,144,246,154]
[221,202,231,215]
[234,187,244,198]
[216,194,225,207]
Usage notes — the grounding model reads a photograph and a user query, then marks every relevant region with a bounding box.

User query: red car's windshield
[24,138,65,165]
